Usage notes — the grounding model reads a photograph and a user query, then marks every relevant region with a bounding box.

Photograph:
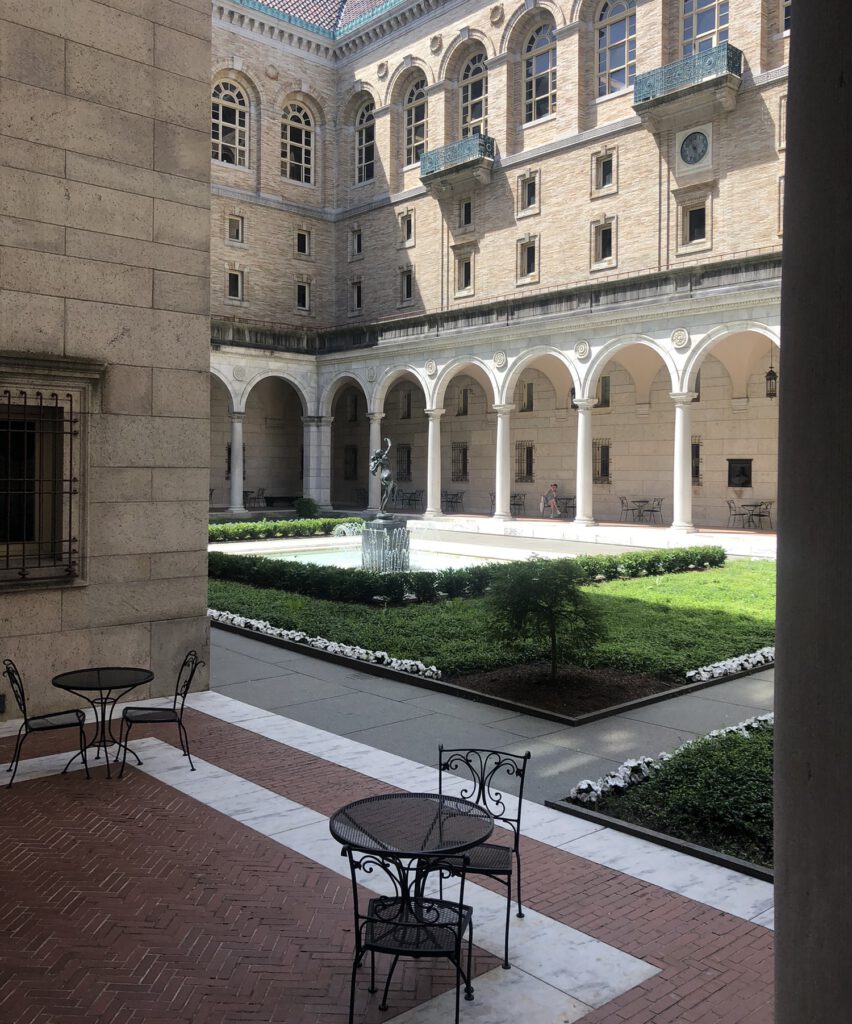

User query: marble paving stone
[209,646,294,685]
[338,672,430,701]
[278,690,436,735]
[620,693,767,732]
[538,718,698,760]
[695,674,775,709]
[406,692,530,724]
[216,671,351,709]
[487,713,575,739]
[751,906,775,930]
[210,630,304,667]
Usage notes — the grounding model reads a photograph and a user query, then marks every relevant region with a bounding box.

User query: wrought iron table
[329,792,493,858]
[53,667,153,779]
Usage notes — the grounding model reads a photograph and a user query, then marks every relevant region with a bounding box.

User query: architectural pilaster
[670,392,697,531]
[493,404,514,518]
[574,399,596,525]
[227,413,247,514]
[302,415,333,510]
[424,408,445,517]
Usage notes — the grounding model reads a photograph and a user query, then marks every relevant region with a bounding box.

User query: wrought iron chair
[726,499,749,528]
[343,847,475,1024]
[2,659,90,788]
[753,500,774,530]
[509,493,526,516]
[438,745,531,969]
[117,650,204,777]
[618,496,634,522]
[646,497,664,524]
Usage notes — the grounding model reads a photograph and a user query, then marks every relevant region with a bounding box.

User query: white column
[227,413,247,514]
[367,412,383,513]
[574,399,596,526]
[493,404,514,518]
[424,408,444,517]
[670,392,697,532]
[302,415,332,510]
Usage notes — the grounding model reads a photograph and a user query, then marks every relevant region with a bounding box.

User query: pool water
[265,543,510,571]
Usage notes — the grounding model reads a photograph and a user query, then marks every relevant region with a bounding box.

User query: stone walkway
[0,630,774,1023]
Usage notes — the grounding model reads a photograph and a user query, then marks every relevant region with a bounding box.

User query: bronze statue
[369,436,397,514]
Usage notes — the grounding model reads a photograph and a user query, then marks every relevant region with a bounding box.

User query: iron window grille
[691,436,702,485]
[396,444,412,482]
[593,438,611,484]
[451,442,469,482]
[515,440,535,483]
[344,445,358,480]
[1,389,79,583]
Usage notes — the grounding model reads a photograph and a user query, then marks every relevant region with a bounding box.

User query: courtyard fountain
[362,437,410,572]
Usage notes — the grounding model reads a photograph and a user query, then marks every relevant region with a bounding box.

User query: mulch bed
[448,663,682,717]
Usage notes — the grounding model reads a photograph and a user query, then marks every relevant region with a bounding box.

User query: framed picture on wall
[727,458,753,488]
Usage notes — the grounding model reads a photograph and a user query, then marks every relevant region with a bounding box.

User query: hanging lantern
[765,345,778,399]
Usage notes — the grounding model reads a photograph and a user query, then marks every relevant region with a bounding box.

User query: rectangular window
[456,255,472,294]
[457,387,470,416]
[227,215,244,242]
[691,436,702,485]
[784,0,791,32]
[351,228,363,258]
[514,440,535,483]
[296,282,310,310]
[227,270,243,299]
[596,375,611,408]
[728,458,753,488]
[524,178,536,208]
[518,171,540,216]
[351,279,362,312]
[596,224,613,262]
[344,445,358,481]
[400,268,413,303]
[296,229,311,256]
[593,438,611,484]
[451,442,469,482]
[597,156,613,189]
[400,390,412,419]
[399,212,414,246]
[692,370,701,402]
[396,444,412,482]
[460,198,473,226]
[0,389,81,584]
[687,205,706,243]
[520,381,534,412]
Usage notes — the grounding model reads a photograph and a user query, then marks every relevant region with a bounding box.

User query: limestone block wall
[0,0,211,717]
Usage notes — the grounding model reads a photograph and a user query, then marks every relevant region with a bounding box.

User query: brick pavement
[0,706,773,1023]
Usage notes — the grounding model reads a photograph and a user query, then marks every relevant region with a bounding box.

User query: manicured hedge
[208,517,363,543]
[207,544,726,606]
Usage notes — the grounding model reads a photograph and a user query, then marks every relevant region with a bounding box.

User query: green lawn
[208,559,775,677]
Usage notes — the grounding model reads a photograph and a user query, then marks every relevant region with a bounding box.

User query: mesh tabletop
[329,792,493,857]
[52,667,154,692]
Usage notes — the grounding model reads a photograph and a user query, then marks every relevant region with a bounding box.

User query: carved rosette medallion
[232,365,246,381]
[366,366,377,382]
[265,65,279,80]
[493,350,507,370]
[377,61,389,80]
[490,4,504,25]
[430,34,443,54]
[574,340,590,360]
[671,327,690,350]
[425,359,438,378]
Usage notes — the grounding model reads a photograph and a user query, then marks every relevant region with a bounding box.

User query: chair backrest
[2,659,28,719]
[619,496,629,510]
[174,650,204,714]
[438,746,531,851]
[652,497,663,511]
[727,499,741,513]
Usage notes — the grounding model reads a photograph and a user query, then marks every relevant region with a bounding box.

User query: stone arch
[384,58,435,106]
[340,83,380,126]
[211,65,263,109]
[439,31,495,81]
[434,357,498,408]
[209,366,237,414]
[683,321,781,395]
[500,347,579,405]
[500,1,564,55]
[319,372,370,419]
[274,86,328,127]
[238,370,310,415]
[585,334,678,402]
[373,365,429,413]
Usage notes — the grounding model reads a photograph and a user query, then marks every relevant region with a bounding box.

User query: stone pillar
[302,415,332,510]
[368,412,383,512]
[776,2,852,1020]
[670,392,697,532]
[227,413,247,514]
[493,404,514,519]
[424,408,444,517]
[574,399,596,525]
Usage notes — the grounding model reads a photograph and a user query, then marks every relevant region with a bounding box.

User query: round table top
[52,667,154,692]
[329,792,493,858]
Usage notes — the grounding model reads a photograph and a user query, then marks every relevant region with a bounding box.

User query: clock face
[680,131,709,165]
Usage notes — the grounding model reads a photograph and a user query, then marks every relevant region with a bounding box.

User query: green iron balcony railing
[633,42,743,105]
[420,134,496,179]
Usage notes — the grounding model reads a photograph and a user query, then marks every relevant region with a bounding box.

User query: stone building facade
[0,0,212,717]
[209,0,788,529]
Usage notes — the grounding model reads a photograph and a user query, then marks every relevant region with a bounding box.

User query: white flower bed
[685,646,775,682]
[208,608,442,679]
[568,711,774,807]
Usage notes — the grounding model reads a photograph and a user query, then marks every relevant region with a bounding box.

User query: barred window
[451,442,469,482]
[683,0,728,57]
[212,80,248,166]
[344,445,358,480]
[515,440,535,483]
[1,388,80,584]
[396,444,412,482]
[593,438,611,484]
[281,104,313,184]
[691,436,702,484]
[597,1,636,97]
[405,78,428,165]
[460,53,488,137]
[356,101,375,183]
[524,24,557,123]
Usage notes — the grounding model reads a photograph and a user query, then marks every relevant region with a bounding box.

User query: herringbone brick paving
[0,707,773,1023]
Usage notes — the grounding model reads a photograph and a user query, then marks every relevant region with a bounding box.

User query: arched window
[597,1,636,96]
[524,24,557,123]
[682,0,729,57]
[460,53,488,137]
[281,104,314,184]
[212,80,248,166]
[356,101,375,183]
[404,78,428,165]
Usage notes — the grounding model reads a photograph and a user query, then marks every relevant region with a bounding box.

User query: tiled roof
[240,0,409,35]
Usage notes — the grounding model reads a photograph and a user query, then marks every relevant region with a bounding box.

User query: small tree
[487,558,603,681]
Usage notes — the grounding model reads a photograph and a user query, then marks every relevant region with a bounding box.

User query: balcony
[420,134,495,194]
[633,43,743,129]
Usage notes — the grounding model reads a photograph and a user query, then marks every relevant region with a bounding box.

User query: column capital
[425,407,446,419]
[302,415,332,426]
[493,403,515,416]
[229,411,246,422]
[573,398,597,411]
[670,392,698,405]
[368,411,384,423]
